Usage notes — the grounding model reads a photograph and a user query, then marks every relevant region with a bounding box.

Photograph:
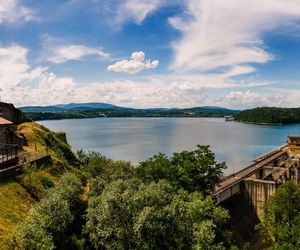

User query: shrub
[40,176,54,189]
[17,173,83,249]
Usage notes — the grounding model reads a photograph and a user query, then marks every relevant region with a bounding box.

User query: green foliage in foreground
[86,179,232,250]
[235,107,300,124]
[258,181,300,249]
[137,145,226,194]
[16,145,233,249]
[17,173,82,249]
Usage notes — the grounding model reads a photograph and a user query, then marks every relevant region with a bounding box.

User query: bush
[40,176,54,189]
[82,152,135,181]
[17,195,73,249]
[17,173,83,249]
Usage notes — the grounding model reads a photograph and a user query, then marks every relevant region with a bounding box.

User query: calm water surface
[40,118,300,175]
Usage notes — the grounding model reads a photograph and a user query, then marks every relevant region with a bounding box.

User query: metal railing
[0,144,19,164]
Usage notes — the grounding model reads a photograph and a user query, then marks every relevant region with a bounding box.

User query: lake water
[40,118,300,175]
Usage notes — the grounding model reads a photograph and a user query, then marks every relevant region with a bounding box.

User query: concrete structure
[0,102,24,124]
[0,102,25,146]
[0,102,51,181]
[0,117,24,146]
[288,136,300,154]
[214,141,300,217]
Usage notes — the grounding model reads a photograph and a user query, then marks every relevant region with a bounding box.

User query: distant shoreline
[34,116,229,122]
[235,120,285,126]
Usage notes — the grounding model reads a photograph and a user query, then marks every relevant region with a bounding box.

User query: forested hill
[23,107,238,121]
[235,107,300,124]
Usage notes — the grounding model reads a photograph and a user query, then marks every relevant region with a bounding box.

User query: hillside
[21,103,238,121]
[0,122,81,249]
[235,107,300,124]
[20,102,121,112]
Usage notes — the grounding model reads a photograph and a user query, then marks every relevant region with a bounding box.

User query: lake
[40,118,300,175]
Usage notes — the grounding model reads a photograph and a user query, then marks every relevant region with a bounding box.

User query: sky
[1,0,300,109]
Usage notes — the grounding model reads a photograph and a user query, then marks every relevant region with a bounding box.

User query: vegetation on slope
[235,107,300,124]
[8,144,237,249]
[17,122,78,165]
[17,173,83,249]
[0,181,34,250]
[0,122,82,249]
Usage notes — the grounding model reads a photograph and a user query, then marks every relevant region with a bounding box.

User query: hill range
[19,103,239,121]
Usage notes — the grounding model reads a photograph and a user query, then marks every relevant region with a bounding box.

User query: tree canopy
[259,181,300,249]
[235,107,300,124]
[137,145,226,194]
[86,179,232,250]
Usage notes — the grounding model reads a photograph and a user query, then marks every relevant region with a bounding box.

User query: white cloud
[98,0,171,28]
[222,65,256,78]
[0,44,299,109]
[0,45,77,106]
[0,0,36,24]
[214,91,287,109]
[170,0,300,73]
[47,44,110,63]
[107,51,159,74]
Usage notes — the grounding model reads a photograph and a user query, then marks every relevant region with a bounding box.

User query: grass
[0,180,34,249]
[17,122,46,152]
[18,122,78,165]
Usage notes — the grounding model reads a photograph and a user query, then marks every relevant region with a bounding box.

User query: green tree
[17,173,83,249]
[82,152,135,180]
[53,173,83,209]
[138,145,226,194]
[17,195,73,249]
[259,181,300,249]
[86,179,232,250]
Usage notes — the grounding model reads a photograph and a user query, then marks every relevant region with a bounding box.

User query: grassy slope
[0,122,79,249]
[0,181,34,249]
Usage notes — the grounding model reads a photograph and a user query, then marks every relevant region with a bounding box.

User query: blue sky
[1,0,300,108]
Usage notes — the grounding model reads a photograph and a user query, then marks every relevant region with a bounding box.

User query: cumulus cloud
[214,91,287,109]
[47,44,110,63]
[170,0,300,74]
[0,45,77,105]
[107,51,159,74]
[0,0,36,24]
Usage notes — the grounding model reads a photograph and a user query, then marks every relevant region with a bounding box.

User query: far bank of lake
[40,117,300,175]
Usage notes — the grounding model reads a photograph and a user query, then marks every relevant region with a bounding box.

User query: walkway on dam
[214,146,288,196]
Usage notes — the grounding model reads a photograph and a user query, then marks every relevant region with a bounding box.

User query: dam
[214,136,300,217]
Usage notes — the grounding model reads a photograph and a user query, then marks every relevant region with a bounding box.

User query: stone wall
[0,102,24,124]
[0,127,24,146]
